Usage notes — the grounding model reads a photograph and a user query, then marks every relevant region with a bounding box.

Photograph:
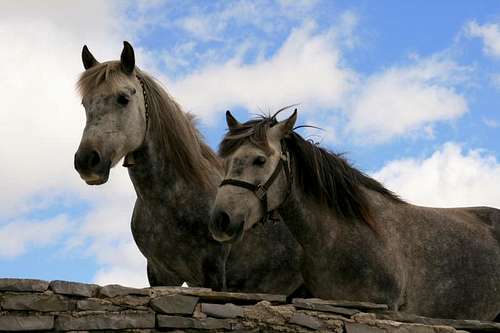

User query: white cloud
[466,20,500,58]
[482,117,500,128]
[92,241,148,287]
[489,72,500,90]
[170,16,468,144]
[0,216,69,258]
[170,21,357,122]
[67,168,148,287]
[345,56,469,143]
[0,0,129,218]
[0,1,148,286]
[373,143,500,208]
[176,0,320,41]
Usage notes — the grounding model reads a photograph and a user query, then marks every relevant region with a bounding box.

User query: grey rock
[193,303,208,319]
[293,298,388,311]
[393,324,436,333]
[150,294,199,315]
[50,280,99,297]
[98,284,150,298]
[289,312,323,330]
[352,312,377,322]
[174,289,286,304]
[1,293,75,312]
[293,299,360,316]
[157,315,232,330]
[108,295,151,309]
[77,298,122,311]
[346,323,386,333]
[0,315,54,331]
[375,311,500,331]
[201,303,244,319]
[0,278,49,292]
[55,311,155,330]
[150,286,212,298]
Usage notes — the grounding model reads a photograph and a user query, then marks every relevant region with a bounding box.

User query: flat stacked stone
[0,315,54,331]
[98,284,150,297]
[172,288,287,304]
[49,280,99,298]
[55,311,155,331]
[0,278,49,292]
[200,303,244,319]
[1,293,75,312]
[150,294,199,314]
[157,314,232,330]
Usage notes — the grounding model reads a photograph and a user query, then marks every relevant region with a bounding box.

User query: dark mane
[77,61,221,190]
[219,114,405,227]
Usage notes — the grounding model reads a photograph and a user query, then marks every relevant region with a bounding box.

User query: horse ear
[82,45,99,70]
[120,41,135,75]
[275,109,297,137]
[226,110,240,130]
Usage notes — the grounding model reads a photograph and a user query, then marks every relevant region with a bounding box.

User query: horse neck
[127,124,221,210]
[278,183,381,252]
[277,187,332,251]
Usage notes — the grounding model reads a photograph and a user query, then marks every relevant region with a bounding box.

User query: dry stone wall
[0,278,498,332]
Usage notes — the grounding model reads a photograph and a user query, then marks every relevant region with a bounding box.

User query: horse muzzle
[74,148,111,185]
[209,209,245,244]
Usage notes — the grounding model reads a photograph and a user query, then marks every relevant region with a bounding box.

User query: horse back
[461,206,500,244]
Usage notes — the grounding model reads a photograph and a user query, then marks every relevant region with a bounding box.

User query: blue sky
[2,0,500,286]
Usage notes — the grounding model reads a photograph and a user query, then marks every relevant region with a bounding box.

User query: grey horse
[74,41,304,294]
[210,109,500,320]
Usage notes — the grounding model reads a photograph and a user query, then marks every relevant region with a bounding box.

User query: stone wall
[0,278,498,332]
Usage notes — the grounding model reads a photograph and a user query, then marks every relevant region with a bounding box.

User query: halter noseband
[219,141,292,223]
[123,75,150,167]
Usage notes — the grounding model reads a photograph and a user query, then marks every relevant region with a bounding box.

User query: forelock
[77,61,131,97]
[219,117,277,158]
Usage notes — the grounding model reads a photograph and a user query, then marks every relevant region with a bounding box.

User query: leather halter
[123,75,150,167]
[219,141,292,222]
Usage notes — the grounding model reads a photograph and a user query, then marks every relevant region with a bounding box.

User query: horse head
[74,41,147,185]
[210,110,297,243]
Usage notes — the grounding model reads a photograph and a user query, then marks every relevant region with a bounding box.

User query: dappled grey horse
[73,42,304,294]
[210,109,500,320]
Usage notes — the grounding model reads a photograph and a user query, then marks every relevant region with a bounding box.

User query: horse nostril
[74,149,102,172]
[216,211,231,232]
[88,150,101,169]
[212,211,231,232]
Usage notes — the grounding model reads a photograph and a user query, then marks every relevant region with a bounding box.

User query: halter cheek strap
[219,141,291,223]
[123,75,150,167]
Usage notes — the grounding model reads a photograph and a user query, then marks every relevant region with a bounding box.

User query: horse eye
[253,156,267,166]
[117,94,129,106]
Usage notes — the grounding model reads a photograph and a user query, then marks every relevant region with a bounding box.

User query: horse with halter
[210,108,500,320]
[74,41,304,294]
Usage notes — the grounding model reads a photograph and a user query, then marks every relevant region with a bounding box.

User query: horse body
[74,42,304,294]
[392,203,500,319]
[127,143,226,287]
[281,188,500,319]
[211,110,500,320]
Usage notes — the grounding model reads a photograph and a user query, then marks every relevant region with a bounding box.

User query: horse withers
[210,109,500,320]
[74,42,304,294]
